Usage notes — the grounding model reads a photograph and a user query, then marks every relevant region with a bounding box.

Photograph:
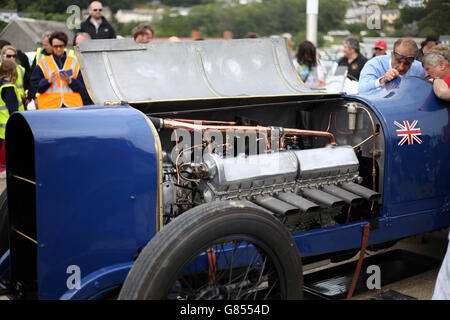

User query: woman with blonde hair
[1,45,18,61]
[0,59,21,178]
[1,45,27,110]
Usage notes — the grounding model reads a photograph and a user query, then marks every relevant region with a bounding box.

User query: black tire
[119,200,303,300]
[0,188,8,256]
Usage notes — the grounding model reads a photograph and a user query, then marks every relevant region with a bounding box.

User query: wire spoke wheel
[119,201,303,300]
[168,237,284,300]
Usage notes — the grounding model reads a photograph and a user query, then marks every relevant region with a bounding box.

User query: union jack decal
[394,120,422,146]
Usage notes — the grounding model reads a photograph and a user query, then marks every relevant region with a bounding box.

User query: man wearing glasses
[359,38,425,94]
[75,1,116,43]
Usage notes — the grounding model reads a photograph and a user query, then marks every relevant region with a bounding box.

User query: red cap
[374,40,387,50]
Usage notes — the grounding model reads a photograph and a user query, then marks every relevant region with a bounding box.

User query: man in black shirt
[75,1,116,45]
[338,37,368,81]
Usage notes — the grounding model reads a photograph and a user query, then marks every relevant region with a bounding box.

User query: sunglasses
[374,48,384,51]
[393,51,415,65]
[93,8,102,12]
[5,54,16,58]
[53,44,65,49]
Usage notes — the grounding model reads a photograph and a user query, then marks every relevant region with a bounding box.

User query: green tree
[153,11,194,37]
[262,0,306,35]
[396,0,450,37]
[293,30,324,50]
[185,3,225,36]
[154,0,346,39]
[228,4,268,38]
[418,8,450,36]
[11,0,347,41]
[399,6,427,24]
[0,0,17,9]
[0,20,7,33]
[160,0,215,6]
[318,0,346,33]
[418,26,437,38]
[345,23,366,36]
[109,15,140,38]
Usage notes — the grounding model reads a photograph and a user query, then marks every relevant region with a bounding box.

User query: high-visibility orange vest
[37,54,83,109]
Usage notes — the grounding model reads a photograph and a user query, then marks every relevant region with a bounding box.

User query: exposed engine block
[162,142,380,231]
[200,145,360,201]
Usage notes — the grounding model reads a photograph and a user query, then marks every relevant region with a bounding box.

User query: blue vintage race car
[0,38,449,300]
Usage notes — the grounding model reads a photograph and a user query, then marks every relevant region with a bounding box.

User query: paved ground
[0,177,448,300]
[305,230,449,300]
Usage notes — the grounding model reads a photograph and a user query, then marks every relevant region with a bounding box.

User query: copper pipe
[325,111,333,132]
[338,104,377,211]
[163,118,336,150]
[163,118,268,134]
[338,104,378,194]
[280,128,336,148]
[355,105,377,193]
[346,204,352,223]
[169,118,238,125]
[346,224,370,300]
[164,119,272,151]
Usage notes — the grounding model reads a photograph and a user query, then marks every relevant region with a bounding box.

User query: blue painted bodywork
[1,77,449,299]
[354,77,450,216]
[294,77,450,256]
[60,262,134,300]
[4,106,159,299]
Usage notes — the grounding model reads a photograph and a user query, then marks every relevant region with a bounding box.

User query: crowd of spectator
[0,0,448,179]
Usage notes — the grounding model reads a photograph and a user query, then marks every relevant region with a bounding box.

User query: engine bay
[143,97,385,233]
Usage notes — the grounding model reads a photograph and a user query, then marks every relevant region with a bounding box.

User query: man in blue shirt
[359,38,425,94]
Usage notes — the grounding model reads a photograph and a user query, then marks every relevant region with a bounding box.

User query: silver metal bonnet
[75,37,325,106]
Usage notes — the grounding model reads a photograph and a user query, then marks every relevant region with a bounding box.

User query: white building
[327,30,352,37]
[382,9,400,24]
[407,0,425,7]
[171,7,190,16]
[239,0,262,4]
[222,0,262,6]
[344,6,367,24]
[0,17,74,52]
[0,9,18,23]
[399,0,425,8]
[440,36,450,46]
[115,9,158,23]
